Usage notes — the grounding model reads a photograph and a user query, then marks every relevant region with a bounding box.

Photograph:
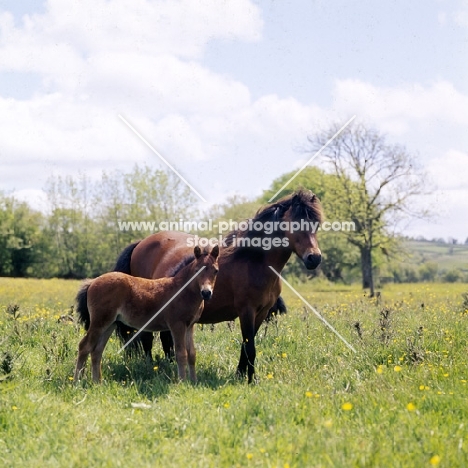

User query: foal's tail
[76,280,92,331]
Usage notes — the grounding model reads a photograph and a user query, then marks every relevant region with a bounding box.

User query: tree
[443,269,462,283]
[418,262,438,282]
[43,165,200,277]
[0,194,43,277]
[207,194,260,225]
[44,173,95,278]
[96,165,200,268]
[307,121,428,296]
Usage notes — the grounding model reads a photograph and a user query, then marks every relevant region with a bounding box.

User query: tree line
[0,166,197,278]
[1,122,466,288]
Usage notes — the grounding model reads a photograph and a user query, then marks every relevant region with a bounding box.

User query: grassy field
[1,278,468,467]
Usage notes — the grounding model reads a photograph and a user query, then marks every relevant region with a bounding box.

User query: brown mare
[74,245,219,383]
[114,189,323,383]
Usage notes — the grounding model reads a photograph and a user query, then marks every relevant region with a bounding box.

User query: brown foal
[74,245,219,383]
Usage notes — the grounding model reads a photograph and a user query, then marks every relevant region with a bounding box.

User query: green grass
[1,278,468,467]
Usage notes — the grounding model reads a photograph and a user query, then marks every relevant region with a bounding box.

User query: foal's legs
[74,327,104,381]
[74,321,116,383]
[186,324,197,383]
[170,322,189,381]
[90,323,116,382]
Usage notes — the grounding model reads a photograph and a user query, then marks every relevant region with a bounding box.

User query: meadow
[1,277,467,467]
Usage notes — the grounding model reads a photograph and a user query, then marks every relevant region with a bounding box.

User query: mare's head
[192,244,219,300]
[270,189,323,269]
[221,189,323,270]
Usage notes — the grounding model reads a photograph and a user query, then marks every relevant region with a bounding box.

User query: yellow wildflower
[406,402,416,412]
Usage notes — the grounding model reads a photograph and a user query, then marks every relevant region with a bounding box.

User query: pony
[114,189,322,382]
[74,244,219,383]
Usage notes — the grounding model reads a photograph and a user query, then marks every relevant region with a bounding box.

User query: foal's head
[191,244,219,300]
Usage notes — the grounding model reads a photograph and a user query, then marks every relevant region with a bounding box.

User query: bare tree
[308,121,428,296]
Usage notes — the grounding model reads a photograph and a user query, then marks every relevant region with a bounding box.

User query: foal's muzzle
[303,253,322,270]
[201,289,213,300]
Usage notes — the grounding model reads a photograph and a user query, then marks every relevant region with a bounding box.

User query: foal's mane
[166,254,196,278]
[166,245,215,278]
[221,188,323,259]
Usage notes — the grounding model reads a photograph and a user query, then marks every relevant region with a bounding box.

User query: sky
[0,0,467,241]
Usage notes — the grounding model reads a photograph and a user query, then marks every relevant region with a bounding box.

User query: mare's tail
[275,296,287,315]
[265,295,287,322]
[112,241,149,356]
[113,241,141,274]
[76,280,92,330]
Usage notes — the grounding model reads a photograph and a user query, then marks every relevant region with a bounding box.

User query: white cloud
[0,1,467,240]
[12,188,49,212]
[454,2,468,27]
[332,79,468,136]
[438,11,448,26]
[0,0,330,201]
[328,80,468,240]
[0,0,262,67]
[405,187,468,242]
[0,0,265,188]
[426,149,468,190]
[152,113,208,162]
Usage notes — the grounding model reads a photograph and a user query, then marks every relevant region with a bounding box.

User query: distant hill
[402,240,468,271]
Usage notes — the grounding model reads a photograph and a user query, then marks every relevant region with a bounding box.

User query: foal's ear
[210,244,219,259]
[194,245,202,258]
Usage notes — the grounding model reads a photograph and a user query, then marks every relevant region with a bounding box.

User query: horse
[74,244,219,383]
[114,189,322,383]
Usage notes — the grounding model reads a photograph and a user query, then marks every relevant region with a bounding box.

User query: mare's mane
[221,188,323,259]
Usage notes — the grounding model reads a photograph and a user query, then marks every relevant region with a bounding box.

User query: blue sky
[205,0,468,103]
[0,0,467,240]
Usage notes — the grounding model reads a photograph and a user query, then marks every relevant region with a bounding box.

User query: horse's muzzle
[303,253,321,270]
[201,289,213,300]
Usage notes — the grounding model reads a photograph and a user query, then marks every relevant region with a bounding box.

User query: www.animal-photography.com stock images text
[1,1,467,467]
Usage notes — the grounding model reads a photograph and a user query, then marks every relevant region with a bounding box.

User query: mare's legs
[160,330,174,361]
[170,322,189,381]
[186,324,197,383]
[236,306,256,383]
[237,306,270,383]
[90,324,116,382]
[140,331,154,363]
